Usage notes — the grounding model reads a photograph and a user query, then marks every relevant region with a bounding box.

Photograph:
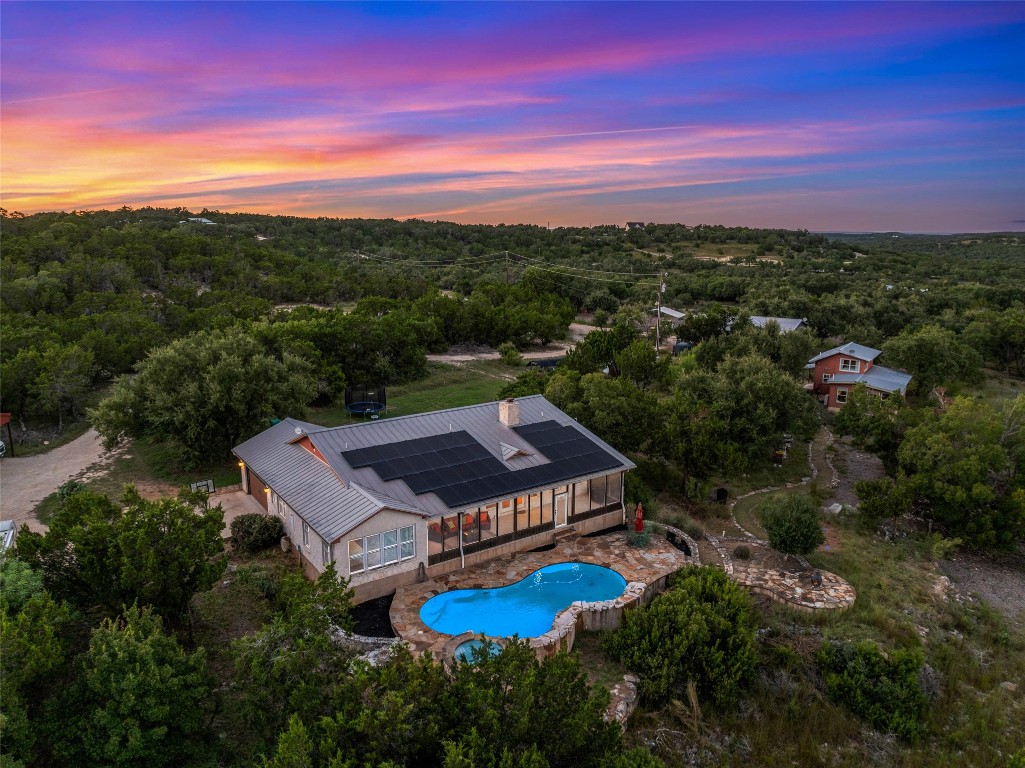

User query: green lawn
[310,362,508,427]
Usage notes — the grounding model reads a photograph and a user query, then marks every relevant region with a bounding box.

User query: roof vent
[500,441,530,461]
[499,398,520,427]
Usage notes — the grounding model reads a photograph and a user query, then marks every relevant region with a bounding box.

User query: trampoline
[345,384,387,417]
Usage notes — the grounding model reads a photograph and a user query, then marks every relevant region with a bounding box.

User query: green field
[310,361,510,427]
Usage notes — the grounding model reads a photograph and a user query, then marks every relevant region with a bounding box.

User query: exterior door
[555,493,568,527]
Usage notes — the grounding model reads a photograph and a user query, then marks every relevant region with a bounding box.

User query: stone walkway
[712,427,855,612]
[390,531,693,659]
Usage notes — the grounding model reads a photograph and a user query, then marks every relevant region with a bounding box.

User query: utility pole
[655,273,666,359]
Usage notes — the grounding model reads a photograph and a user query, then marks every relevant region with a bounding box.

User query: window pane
[382,530,397,548]
[573,481,590,516]
[606,472,622,505]
[528,493,542,527]
[541,491,554,525]
[480,504,497,542]
[428,518,443,556]
[465,508,479,545]
[347,539,364,573]
[400,539,414,559]
[400,526,413,543]
[366,534,381,568]
[589,476,606,508]
[383,542,399,565]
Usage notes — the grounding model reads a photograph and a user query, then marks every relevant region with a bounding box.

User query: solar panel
[339,420,624,508]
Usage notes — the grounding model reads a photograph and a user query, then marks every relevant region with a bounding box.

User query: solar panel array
[340,421,621,508]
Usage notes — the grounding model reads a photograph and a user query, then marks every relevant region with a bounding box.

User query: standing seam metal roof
[808,342,882,364]
[233,396,635,540]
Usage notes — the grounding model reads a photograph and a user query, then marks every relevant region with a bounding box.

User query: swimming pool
[419,562,627,638]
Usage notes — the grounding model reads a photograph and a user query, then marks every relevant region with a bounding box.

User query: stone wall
[529,581,648,660]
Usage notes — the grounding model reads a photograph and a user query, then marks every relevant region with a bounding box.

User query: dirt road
[0,428,109,532]
[426,322,593,364]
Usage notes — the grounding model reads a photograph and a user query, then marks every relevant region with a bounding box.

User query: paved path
[0,428,108,532]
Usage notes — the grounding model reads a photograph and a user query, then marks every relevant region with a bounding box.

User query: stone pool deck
[390,531,693,659]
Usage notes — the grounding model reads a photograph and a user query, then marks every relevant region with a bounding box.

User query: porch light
[238,461,244,467]
[264,488,270,494]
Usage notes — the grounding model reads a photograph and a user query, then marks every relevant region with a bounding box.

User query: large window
[348,525,415,574]
[839,359,860,372]
[302,521,310,547]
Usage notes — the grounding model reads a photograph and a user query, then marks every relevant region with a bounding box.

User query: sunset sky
[2,2,1023,232]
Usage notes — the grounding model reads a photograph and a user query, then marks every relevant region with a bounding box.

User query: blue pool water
[454,638,501,663]
[420,562,627,638]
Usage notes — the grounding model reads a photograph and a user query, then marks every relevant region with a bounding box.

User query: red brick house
[806,343,912,409]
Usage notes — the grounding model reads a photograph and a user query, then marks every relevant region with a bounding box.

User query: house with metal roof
[805,342,912,409]
[233,396,634,602]
[749,316,807,334]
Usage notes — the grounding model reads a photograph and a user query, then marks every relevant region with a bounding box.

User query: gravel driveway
[0,428,108,532]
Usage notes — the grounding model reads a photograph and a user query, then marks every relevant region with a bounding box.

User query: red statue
[634,502,645,532]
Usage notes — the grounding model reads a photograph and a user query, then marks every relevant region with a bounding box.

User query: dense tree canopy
[895,395,1025,549]
[90,327,317,465]
[15,486,226,620]
[52,605,212,768]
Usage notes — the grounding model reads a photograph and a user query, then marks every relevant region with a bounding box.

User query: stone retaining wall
[529,581,648,660]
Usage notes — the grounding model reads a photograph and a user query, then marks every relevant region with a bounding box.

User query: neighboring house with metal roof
[233,395,635,602]
[805,342,912,409]
[650,306,685,321]
[749,316,807,333]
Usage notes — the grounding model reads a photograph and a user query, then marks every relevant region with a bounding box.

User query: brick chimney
[498,398,520,427]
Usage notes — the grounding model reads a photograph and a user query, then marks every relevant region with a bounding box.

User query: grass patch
[714,439,812,500]
[310,362,507,427]
[572,631,631,692]
[33,491,61,526]
[954,368,1025,404]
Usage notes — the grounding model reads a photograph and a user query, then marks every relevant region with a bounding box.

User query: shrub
[816,639,928,740]
[732,545,750,560]
[497,342,523,366]
[602,566,757,708]
[230,513,285,554]
[759,494,824,557]
[626,530,651,548]
[56,479,86,501]
[855,478,909,530]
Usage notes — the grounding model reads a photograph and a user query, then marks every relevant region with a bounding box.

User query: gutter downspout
[459,517,465,570]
